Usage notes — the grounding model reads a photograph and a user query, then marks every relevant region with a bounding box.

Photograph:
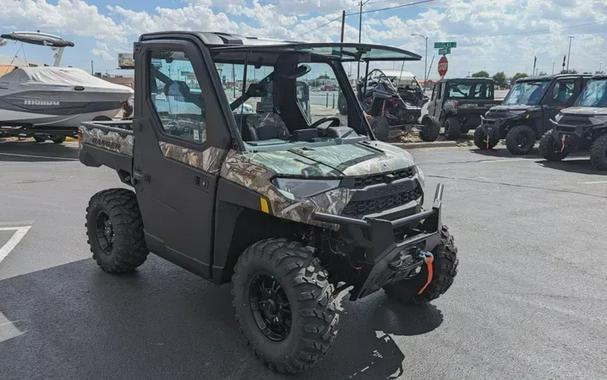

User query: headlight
[415,166,425,188]
[589,115,607,125]
[273,177,341,199]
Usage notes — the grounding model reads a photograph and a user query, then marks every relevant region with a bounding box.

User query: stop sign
[438,55,449,77]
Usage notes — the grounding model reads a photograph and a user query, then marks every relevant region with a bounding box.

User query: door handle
[133,170,151,183]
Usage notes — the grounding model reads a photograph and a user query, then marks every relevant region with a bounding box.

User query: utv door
[541,77,581,135]
[133,39,230,277]
[427,82,441,119]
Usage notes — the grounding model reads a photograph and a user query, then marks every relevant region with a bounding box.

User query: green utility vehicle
[79,32,458,373]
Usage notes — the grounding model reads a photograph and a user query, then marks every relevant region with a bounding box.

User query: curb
[392,141,458,149]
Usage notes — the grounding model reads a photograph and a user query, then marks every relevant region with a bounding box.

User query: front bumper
[313,184,444,300]
[480,116,507,139]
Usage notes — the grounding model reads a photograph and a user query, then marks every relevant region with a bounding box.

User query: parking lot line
[0,226,31,264]
[0,311,24,343]
[582,180,607,184]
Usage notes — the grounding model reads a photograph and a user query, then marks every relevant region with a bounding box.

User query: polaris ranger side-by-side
[421,78,499,141]
[540,75,607,169]
[79,32,458,374]
[475,74,590,154]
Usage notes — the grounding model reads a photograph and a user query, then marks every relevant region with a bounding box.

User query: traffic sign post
[438,55,449,78]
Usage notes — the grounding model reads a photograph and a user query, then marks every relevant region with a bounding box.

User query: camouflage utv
[79,32,459,374]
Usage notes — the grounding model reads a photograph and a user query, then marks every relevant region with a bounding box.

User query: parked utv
[475,74,591,154]
[356,68,423,140]
[79,32,458,374]
[540,75,607,169]
[420,78,498,141]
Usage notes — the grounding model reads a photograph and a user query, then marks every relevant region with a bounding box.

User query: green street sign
[439,47,451,55]
[434,41,457,49]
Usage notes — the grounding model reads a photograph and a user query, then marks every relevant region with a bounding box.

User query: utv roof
[516,74,593,83]
[140,31,421,62]
[439,77,495,83]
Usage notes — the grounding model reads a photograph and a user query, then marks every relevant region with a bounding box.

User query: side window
[550,79,576,106]
[149,50,206,144]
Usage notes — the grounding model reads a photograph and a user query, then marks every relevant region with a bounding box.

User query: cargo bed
[79,120,134,180]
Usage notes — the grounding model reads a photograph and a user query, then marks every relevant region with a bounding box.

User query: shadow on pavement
[0,140,78,162]
[469,146,539,158]
[0,255,444,379]
[536,158,607,176]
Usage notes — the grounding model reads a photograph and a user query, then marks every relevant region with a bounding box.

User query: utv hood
[246,141,415,178]
[561,107,607,117]
[490,104,539,113]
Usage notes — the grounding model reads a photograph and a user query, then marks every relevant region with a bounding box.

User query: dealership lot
[0,139,606,379]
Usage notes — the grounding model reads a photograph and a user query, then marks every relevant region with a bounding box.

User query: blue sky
[1,0,606,79]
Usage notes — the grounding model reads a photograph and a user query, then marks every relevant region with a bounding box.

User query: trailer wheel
[86,188,149,273]
[232,238,340,374]
[444,117,462,140]
[539,130,571,161]
[506,125,535,155]
[51,136,66,144]
[419,117,440,142]
[474,126,498,149]
[384,225,458,304]
[590,134,607,170]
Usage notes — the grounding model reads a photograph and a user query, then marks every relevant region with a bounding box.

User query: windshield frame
[212,50,372,152]
[503,79,551,106]
[574,78,607,107]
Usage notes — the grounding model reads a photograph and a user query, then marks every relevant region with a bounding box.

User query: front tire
[444,117,462,140]
[51,136,66,144]
[86,188,149,273]
[232,238,340,374]
[419,117,440,142]
[590,134,607,170]
[384,226,458,304]
[506,125,536,155]
[539,130,571,161]
[474,126,498,149]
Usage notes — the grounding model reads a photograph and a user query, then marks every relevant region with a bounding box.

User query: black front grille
[353,167,415,188]
[559,115,591,126]
[342,186,422,217]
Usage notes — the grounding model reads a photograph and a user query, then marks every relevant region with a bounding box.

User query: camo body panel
[159,142,227,174]
[221,150,352,229]
[79,126,134,156]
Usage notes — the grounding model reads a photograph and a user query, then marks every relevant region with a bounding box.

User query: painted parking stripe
[0,226,31,264]
[0,311,24,343]
[582,180,607,185]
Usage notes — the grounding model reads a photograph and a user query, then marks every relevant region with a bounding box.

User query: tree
[492,72,507,88]
[471,70,490,78]
[510,72,528,85]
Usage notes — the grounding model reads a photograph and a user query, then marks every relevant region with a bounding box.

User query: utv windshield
[446,81,494,99]
[575,79,607,107]
[503,80,550,105]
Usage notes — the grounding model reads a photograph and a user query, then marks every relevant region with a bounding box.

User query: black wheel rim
[95,212,114,254]
[249,273,292,342]
[516,131,531,149]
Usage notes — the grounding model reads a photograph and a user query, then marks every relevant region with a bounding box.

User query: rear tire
[419,117,440,142]
[590,134,607,170]
[474,126,498,149]
[232,238,340,374]
[444,117,462,140]
[539,130,571,161]
[370,116,390,141]
[384,225,458,304]
[506,125,535,155]
[86,188,149,273]
[51,136,66,144]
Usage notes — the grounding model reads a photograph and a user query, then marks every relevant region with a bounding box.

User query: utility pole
[340,10,346,43]
[356,1,363,80]
[566,36,574,72]
[532,56,537,76]
[552,61,555,75]
[90,60,94,75]
[411,33,429,89]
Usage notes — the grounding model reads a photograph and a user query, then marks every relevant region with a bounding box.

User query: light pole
[356,0,371,80]
[566,36,574,72]
[411,33,428,89]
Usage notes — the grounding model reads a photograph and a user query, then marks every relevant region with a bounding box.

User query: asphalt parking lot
[1,139,606,379]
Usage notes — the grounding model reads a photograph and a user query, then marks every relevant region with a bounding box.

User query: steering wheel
[310,117,340,129]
